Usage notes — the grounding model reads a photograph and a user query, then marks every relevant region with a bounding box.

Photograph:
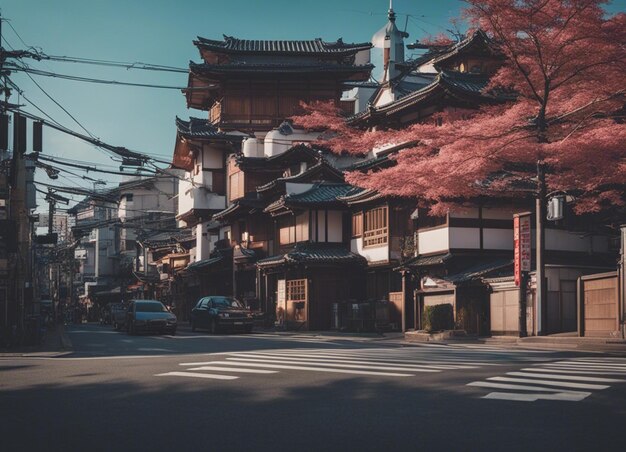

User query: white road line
[186,366,278,374]
[155,371,239,380]
[555,361,626,369]
[206,360,415,377]
[506,371,625,383]
[522,367,626,376]
[487,376,608,390]
[227,353,477,370]
[467,381,590,395]
[482,392,589,402]
[541,364,626,372]
[224,357,440,373]
[241,351,498,367]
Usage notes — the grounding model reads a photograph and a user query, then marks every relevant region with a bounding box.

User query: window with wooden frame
[352,212,363,237]
[286,279,307,302]
[229,170,244,201]
[363,206,388,247]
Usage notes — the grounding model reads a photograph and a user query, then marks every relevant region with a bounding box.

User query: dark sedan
[126,300,177,335]
[190,296,253,334]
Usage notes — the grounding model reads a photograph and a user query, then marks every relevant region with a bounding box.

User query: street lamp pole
[536,161,546,335]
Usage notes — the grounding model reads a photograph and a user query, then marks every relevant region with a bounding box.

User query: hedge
[422,303,454,332]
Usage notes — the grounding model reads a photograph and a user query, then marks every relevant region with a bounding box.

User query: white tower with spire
[371,0,408,84]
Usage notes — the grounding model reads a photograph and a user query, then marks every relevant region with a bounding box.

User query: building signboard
[514,212,532,286]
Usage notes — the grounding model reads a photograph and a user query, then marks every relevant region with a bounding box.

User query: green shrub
[423,304,454,332]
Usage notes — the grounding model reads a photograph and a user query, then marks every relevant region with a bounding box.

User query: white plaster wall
[418,228,449,254]
[196,222,213,262]
[374,88,395,108]
[483,228,514,250]
[356,239,389,263]
[546,229,593,253]
[449,227,481,249]
[202,145,224,168]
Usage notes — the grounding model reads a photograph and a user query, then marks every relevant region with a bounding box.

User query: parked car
[190,296,253,334]
[111,303,128,331]
[126,300,177,335]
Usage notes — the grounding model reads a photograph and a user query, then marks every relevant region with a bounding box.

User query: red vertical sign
[514,212,532,287]
[514,216,521,286]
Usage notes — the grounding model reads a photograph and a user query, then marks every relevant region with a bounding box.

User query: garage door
[582,273,619,337]
[490,289,519,335]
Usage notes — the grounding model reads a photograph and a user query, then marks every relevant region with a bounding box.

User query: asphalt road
[1,323,625,452]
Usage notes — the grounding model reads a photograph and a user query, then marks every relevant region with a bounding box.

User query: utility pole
[536,161,546,336]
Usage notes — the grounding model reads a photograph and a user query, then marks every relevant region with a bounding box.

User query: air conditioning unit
[547,195,565,221]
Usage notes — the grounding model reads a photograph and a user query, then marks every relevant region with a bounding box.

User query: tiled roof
[347,155,390,171]
[257,243,366,268]
[256,160,344,193]
[187,256,223,271]
[400,253,453,269]
[288,183,355,203]
[195,36,372,55]
[176,117,245,141]
[189,61,374,76]
[429,30,501,68]
[265,182,355,213]
[445,258,513,284]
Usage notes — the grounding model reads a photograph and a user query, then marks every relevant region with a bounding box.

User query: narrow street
[1,323,625,452]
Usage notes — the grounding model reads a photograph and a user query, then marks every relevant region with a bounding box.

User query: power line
[39,54,187,73]
[8,64,190,90]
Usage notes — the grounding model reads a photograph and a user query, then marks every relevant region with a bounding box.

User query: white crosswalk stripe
[154,346,511,381]
[467,357,626,402]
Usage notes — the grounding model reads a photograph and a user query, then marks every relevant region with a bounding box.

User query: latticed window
[363,206,388,247]
[286,279,306,302]
[352,212,363,237]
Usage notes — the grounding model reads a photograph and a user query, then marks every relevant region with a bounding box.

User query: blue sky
[1,0,624,210]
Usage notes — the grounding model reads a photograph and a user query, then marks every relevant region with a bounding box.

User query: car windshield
[135,302,167,313]
[212,297,244,309]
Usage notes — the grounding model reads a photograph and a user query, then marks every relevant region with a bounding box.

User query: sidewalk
[0,323,73,357]
[405,329,626,353]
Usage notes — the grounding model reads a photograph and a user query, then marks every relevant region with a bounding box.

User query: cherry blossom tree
[294,0,626,216]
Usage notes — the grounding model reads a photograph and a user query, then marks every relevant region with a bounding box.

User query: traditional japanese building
[171,34,374,327]
[345,26,615,336]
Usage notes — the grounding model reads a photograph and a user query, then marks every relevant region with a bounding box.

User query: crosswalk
[155,347,506,381]
[467,357,626,402]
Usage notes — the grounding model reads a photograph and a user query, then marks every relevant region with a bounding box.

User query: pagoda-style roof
[337,187,384,206]
[172,117,244,171]
[350,70,512,126]
[176,117,246,141]
[257,242,366,268]
[212,195,266,222]
[428,30,501,70]
[195,36,372,56]
[236,144,327,171]
[256,160,344,194]
[264,182,355,215]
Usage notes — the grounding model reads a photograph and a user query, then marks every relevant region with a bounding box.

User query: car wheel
[210,319,218,335]
[191,320,196,332]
